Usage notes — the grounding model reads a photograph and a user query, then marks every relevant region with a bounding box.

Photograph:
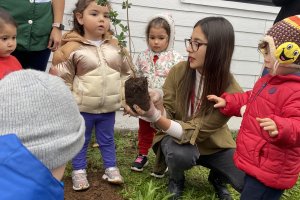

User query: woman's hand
[207,95,226,108]
[256,117,278,137]
[149,88,164,113]
[133,100,161,123]
[123,100,161,122]
[123,104,138,117]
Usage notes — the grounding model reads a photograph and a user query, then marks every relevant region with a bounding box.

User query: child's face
[0,23,17,57]
[259,42,299,75]
[76,1,110,40]
[148,26,169,53]
[259,42,276,73]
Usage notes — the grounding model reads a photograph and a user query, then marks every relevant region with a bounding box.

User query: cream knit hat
[0,70,85,170]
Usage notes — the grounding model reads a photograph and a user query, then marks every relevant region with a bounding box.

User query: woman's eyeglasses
[184,39,207,52]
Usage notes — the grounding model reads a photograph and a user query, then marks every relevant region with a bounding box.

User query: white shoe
[72,169,90,191]
[102,167,124,184]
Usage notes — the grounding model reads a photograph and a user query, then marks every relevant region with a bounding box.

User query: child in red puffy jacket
[208,15,300,200]
[0,8,22,80]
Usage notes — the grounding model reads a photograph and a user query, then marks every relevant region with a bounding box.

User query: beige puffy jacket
[50,31,132,114]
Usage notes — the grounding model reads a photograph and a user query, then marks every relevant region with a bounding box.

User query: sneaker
[131,154,149,172]
[72,169,90,191]
[102,167,124,184]
[150,167,168,178]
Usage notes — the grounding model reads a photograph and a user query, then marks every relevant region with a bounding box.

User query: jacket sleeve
[177,108,231,143]
[49,43,79,90]
[267,91,300,147]
[220,90,252,117]
[163,63,242,144]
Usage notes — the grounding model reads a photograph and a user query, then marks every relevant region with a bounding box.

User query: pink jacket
[221,73,300,189]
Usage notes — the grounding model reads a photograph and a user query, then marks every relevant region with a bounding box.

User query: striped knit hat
[262,15,300,65]
[0,70,85,170]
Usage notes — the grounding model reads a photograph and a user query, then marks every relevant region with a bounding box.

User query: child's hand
[256,117,278,137]
[207,95,226,108]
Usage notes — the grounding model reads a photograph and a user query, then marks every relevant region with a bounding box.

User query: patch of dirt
[63,171,123,200]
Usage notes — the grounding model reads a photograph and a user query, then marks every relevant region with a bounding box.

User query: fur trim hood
[146,13,176,51]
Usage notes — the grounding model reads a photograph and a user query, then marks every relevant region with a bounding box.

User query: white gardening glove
[149,88,165,116]
[133,100,161,123]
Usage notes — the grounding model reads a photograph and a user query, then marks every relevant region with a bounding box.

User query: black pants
[161,136,245,193]
[12,48,51,71]
[240,175,283,200]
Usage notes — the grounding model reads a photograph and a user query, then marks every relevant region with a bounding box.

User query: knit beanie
[0,70,85,170]
[262,15,300,66]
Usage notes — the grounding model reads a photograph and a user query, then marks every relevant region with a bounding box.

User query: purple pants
[72,112,116,170]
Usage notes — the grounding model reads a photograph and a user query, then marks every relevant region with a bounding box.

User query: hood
[146,13,176,51]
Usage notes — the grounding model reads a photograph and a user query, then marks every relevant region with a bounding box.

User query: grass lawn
[65,131,300,200]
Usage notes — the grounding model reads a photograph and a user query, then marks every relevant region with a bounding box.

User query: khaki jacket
[152,61,243,173]
[51,31,132,114]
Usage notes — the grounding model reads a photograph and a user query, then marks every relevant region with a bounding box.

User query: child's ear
[75,12,84,25]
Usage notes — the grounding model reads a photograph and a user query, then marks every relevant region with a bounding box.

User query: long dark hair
[178,17,235,120]
[0,8,17,29]
[73,0,112,36]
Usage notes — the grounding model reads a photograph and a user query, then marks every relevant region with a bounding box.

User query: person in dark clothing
[273,0,300,24]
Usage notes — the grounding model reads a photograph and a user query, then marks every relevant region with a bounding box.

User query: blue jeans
[12,48,51,71]
[240,174,284,200]
[161,136,245,192]
[72,112,116,170]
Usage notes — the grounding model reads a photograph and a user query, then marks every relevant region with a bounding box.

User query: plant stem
[125,0,132,56]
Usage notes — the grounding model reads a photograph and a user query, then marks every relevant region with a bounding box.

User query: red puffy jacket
[221,73,300,189]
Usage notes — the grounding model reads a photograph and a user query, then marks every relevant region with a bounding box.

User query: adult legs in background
[240,174,284,200]
[12,49,51,71]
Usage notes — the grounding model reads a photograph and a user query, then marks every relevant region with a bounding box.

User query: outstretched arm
[207,95,226,108]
